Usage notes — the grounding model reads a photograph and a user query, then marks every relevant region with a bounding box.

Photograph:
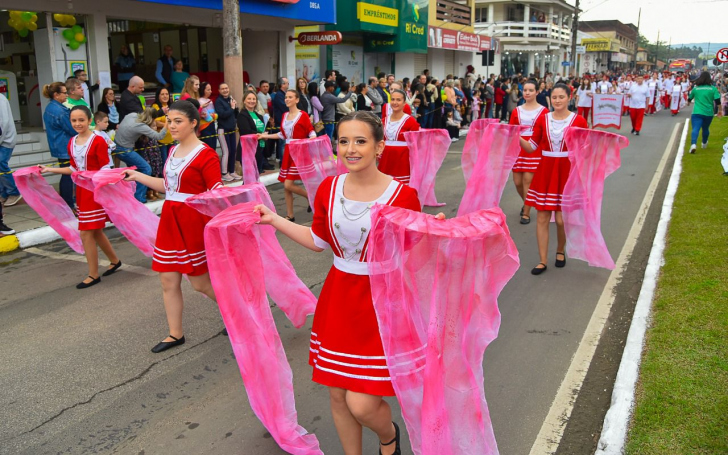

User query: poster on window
[591,94,623,129]
[295,26,321,83]
[331,42,363,86]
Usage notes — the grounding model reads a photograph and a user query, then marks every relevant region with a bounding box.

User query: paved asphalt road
[0,110,686,455]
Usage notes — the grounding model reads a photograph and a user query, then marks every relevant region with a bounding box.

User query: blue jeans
[58,160,75,208]
[690,114,713,146]
[0,146,19,198]
[115,146,151,203]
[324,123,335,140]
[159,144,170,164]
[423,105,435,129]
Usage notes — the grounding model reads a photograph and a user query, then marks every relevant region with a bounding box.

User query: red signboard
[428,26,493,52]
[296,31,342,45]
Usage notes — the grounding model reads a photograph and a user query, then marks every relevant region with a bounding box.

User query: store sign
[363,0,428,54]
[428,26,490,52]
[357,2,399,27]
[582,38,611,52]
[133,0,336,24]
[297,31,342,45]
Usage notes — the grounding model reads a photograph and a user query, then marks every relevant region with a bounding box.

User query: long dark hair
[308,81,319,99]
[553,82,572,97]
[154,86,170,107]
[694,71,712,86]
[198,81,212,99]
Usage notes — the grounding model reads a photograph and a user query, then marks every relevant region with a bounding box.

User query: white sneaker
[3,194,23,206]
[701,142,707,149]
[451,137,459,142]
[689,144,696,154]
[229,172,243,181]
[221,174,234,182]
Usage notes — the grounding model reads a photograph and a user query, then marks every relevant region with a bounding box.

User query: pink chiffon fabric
[367,205,519,455]
[239,133,260,184]
[203,201,322,455]
[458,124,525,216]
[186,184,316,328]
[404,129,450,208]
[14,166,83,253]
[563,127,628,269]
[461,118,500,182]
[287,135,343,211]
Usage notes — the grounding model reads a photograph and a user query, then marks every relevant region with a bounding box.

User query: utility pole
[222,0,244,106]
[655,30,660,70]
[570,0,580,76]
[633,8,641,71]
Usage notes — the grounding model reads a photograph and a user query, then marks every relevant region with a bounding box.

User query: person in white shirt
[621,75,633,116]
[663,75,675,110]
[596,75,611,94]
[647,73,662,114]
[576,78,594,126]
[627,75,650,135]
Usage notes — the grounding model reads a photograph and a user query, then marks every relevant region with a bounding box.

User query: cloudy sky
[576,0,726,45]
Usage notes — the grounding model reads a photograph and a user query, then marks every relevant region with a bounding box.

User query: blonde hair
[136,108,158,127]
[181,75,200,99]
[42,82,66,99]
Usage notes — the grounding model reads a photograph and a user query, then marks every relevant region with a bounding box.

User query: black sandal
[520,215,531,225]
[531,263,547,275]
[379,421,401,455]
[555,252,566,268]
[76,275,100,289]
[102,261,122,277]
[284,216,296,222]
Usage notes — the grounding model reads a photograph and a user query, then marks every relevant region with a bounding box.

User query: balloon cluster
[53,14,77,27]
[61,25,86,51]
[7,11,38,38]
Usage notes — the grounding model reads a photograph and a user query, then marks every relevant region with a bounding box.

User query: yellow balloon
[53,13,63,22]
[27,22,37,31]
[66,16,76,26]
[74,33,85,43]
[9,11,21,19]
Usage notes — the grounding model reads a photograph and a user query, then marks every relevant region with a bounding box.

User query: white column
[488,4,494,23]
[539,53,546,75]
[279,27,296,82]
[86,12,111,94]
[527,52,535,76]
[523,4,530,36]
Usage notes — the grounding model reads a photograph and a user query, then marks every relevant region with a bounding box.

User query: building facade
[578,20,637,72]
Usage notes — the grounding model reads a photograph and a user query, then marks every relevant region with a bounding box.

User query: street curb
[595,120,689,454]
[12,171,281,253]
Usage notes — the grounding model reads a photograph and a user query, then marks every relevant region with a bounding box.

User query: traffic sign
[576,45,586,55]
[717,48,728,63]
[562,61,571,66]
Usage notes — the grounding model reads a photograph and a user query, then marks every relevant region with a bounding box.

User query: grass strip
[626,117,728,454]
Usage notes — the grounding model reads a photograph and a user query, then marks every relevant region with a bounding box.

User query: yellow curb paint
[0,235,20,253]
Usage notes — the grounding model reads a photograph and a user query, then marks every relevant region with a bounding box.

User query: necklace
[335,197,372,261]
[340,197,370,221]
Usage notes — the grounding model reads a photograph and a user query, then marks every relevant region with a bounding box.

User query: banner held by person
[591,94,624,129]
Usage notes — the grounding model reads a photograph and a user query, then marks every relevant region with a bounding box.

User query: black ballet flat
[151,335,185,353]
[555,252,566,268]
[102,261,122,277]
[531,263,548,275]
[307,205,312,213]
[379,421,401,455]
[76,275,101,289]
[520,205,524,217]
[520,215,531,225]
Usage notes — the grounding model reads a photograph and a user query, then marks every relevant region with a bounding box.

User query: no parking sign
[717,48,728,63]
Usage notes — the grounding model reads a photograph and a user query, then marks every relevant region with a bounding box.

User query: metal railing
[474,21,571,43]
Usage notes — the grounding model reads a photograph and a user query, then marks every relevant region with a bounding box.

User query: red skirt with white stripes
[378,144,411,185]
[525,154,571,211]
[77,186,109,230]
[309,266,395,396]
[152,200,212,276]
[512,135,541,173]
[278,144,301,182]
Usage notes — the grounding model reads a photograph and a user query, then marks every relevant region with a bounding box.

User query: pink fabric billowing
[367,205,519,455]
[240,134,260,184]
[404,129,450,208]
[14,166,83,253]
[186,184,316,328]
[204,201,322,455]
[287,135,342,212]
[458,124,524,216]
[461,118,500,182]
[92,168,160,257]
[563,127,628,269]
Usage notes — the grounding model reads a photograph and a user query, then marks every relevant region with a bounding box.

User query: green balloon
[62,28,74,40]
[21,12,33,22]
[68,40,80,50]
[71,25,82,34]
[18,28,29,38]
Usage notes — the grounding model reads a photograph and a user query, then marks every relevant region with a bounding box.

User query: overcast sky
[576,0,726,45]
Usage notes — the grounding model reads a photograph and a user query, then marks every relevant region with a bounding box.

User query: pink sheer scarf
[186,184,316,328]
[287,136,344,212]
[239,133,260,184]
[563,127,628,269]
[14,166,83,253]
[461,118,500,182]
[404,129,450,208]
[367,205,519,455]
[458,124,524,216]
[203,201,322,454]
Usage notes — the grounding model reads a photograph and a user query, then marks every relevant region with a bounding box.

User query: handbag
[313,121,325,133]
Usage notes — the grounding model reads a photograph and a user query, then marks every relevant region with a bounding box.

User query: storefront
[427,26,497,80]
[580,38,621,74]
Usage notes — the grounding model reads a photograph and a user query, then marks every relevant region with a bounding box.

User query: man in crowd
[627,75,649,136]
[74,69,98,107]
[64,78,94,126]
[366,76,384,114]
[272,77,289,163]
[257,80,271,114]
[118,76,147,122]
[0,93,21,207]
[319,69,337,96]
[321,81,352,139]
[156,45,177,89]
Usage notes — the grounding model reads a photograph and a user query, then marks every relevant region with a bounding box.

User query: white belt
[333,256,369,276]
[285,138,302,144]
[385,140,407,146]
[164,191,196,202]
[542,150,569,158]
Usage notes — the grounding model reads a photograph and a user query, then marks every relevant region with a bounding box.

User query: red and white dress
[277,110,316,182]
[309,174,421,396]
[525,112,588,211]
[152,143,223,276]
[68,132,112,230]
[378,113,420,185]
[510,104,548,173]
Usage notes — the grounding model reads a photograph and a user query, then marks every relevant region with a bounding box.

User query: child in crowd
[94,111,117,155]
[445,110,461,142]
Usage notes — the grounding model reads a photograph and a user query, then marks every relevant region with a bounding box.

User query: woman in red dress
[510,79,548,225]
[40,106,121,289]
[521,83,588,275]
[125,101,223,353]
[377,89,420,185]
[258,90,316,221]
[256,111,443,455]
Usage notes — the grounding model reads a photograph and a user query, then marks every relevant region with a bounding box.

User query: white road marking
[528,122,682,455]
[25,247,156,277]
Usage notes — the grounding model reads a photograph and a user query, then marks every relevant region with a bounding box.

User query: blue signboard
[133,0,336,24]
